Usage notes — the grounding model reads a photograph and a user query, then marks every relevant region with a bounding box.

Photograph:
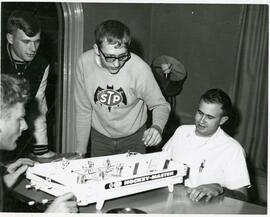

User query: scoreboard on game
[26,151,188,210]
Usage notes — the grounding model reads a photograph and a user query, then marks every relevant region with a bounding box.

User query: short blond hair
[0,74,29,119]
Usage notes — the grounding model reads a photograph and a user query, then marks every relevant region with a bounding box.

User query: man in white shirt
[163,88,250,202]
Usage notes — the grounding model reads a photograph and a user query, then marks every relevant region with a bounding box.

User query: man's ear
[220,116,229,125]
[7,33,14,44]
[93,44,99,55]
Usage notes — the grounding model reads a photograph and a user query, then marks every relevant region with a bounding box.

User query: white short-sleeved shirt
[163,125,250,190]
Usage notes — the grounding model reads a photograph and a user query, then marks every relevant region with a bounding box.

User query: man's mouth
[196,124,206,130]
[111,67,119,70]
[110,68,120,73]
[26,54,35,58]
[16,133,21,140]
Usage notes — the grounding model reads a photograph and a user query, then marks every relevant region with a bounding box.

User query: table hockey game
[26,151,188,210]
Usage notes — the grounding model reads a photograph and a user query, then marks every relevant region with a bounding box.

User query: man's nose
[199,115,206,123]
[29,42,38,52]
[21,119,28,131]
[113,59,120,67]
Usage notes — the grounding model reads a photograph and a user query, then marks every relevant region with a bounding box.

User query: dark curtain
[231,5,268,173]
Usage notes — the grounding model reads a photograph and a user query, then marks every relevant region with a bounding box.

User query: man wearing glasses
[74,19,170,157]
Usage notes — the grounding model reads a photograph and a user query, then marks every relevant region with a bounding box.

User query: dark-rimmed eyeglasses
[98,46,131,63]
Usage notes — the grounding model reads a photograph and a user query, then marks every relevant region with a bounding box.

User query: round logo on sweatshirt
[97,89,123,106]
[94,85,127,111]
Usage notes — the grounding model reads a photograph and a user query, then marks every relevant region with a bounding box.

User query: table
[12,178,267,214]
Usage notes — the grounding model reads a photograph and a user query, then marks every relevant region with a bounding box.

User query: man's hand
[4,158,35,188]
[46,192,78,213]
[186,183,224,202]
[142,127,162,146]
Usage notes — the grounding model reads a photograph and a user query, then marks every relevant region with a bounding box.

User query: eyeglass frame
[98,46,131,63]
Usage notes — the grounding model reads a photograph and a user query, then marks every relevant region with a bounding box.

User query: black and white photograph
[0,0,268,215]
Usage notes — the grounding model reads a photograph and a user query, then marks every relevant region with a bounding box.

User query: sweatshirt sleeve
[33,65,49,145]
[137,63,171,132]
[74,56,92,154]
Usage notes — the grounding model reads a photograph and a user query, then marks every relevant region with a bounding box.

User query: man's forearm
[224,187,248,201]
[33,114,48,145]
[152,102,171,132]
[34,68,49,146]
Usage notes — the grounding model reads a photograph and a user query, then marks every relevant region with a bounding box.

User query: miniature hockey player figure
[115,163,124,177]
[87,161,94,174]
[61,158,70,170]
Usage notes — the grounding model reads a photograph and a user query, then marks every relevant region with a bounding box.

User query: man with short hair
[75,19,170,157]
[0,74,78,213]
[163,88,250,202]
[1,10,55,158]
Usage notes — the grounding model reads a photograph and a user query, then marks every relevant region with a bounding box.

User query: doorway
[1,2,84,155]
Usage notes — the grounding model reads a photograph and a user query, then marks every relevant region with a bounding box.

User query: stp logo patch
[94,85,127,112]
[99,90,122,106]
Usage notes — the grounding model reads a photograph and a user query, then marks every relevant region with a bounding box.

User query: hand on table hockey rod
[3,158,35,188]
[45,192,78,213]
[142,126,162,146]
